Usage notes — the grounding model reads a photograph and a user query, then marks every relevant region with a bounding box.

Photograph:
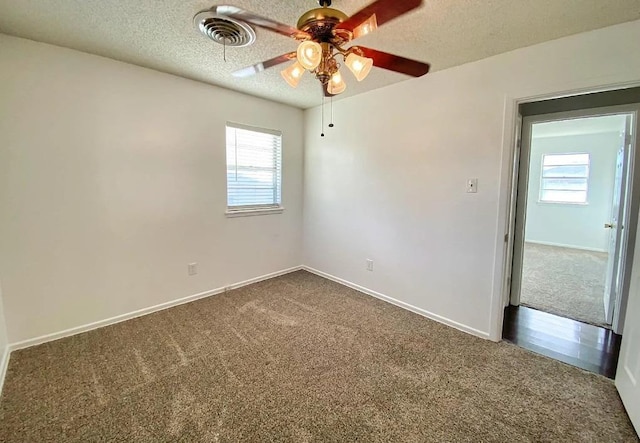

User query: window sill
[225,206,285,218]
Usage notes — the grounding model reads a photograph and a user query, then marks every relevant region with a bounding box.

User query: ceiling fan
[195,0,430,97]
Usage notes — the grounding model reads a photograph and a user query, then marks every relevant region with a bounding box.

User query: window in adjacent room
[539,153,590,204]
[225,123,282,215]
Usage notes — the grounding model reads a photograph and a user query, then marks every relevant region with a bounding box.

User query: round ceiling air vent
[194,11,256,47]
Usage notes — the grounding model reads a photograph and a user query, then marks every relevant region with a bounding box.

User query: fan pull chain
[321,95,325,137]
[329,95,334,128]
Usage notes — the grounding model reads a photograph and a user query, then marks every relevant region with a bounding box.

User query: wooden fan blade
[357,46,430,77]
[335,0,422,39]
[214,5,311,40]
[232,52,297,78]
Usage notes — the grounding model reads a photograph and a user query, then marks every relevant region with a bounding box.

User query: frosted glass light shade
[328,71,346,95]
[296,41,322,71]
[281,61,305,88]
[345,53,373,81]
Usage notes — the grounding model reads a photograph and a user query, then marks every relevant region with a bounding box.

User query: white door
[603,141,628,324]
[616,206,640,434]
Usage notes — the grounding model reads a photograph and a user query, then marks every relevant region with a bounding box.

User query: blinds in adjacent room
[539,153,590,204]
[226,123,282,209]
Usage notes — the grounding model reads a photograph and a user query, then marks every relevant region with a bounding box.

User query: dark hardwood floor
[502,305,622,378]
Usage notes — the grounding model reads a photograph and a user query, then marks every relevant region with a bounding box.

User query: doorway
[498,88,640,432]
[502,99,640,378]
[511,113,633,328]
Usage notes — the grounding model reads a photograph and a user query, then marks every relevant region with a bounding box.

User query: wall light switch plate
[466,178,478,193]
[366,259,374,271]
[188,263,198,276]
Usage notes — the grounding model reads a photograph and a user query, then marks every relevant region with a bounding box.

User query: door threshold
[518,303,611,329]
[503,305,622,378]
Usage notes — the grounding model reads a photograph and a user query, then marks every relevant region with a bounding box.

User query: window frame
[538,152,590,205]
[225,122,284,217]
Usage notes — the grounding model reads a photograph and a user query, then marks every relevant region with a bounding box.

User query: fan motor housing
[296,7,348,41]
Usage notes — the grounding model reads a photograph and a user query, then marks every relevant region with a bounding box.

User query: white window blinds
[539,153,590,204]
[226,123,282,209]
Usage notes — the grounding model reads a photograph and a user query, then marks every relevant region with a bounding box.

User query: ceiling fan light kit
[328,70,347,94]
[281,61,306,88]
[345,52,373,81]
[195,0,431,98]
[296,41,323,70]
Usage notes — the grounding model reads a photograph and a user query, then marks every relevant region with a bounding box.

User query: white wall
[525,132,621,252]
[2,21,640,347]
[0,35,304,344]
[303,20,640,339]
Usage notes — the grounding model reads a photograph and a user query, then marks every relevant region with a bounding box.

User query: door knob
[605,223,614,229]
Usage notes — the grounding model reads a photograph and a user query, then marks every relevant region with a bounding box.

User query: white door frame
[509,107,637,326]
[488,83,640,341]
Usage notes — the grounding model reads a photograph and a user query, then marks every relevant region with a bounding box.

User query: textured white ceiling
[0,0,639,109]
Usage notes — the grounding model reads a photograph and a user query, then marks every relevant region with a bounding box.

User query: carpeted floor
[0,271,636,442]
[520,242,609,326]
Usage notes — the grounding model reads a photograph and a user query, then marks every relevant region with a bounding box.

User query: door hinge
[504,233,509,243]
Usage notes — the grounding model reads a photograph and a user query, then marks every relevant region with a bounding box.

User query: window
[539,153,590,204]
[226,123,282,215]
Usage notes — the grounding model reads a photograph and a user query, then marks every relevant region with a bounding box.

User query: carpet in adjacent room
[520,242,609,326]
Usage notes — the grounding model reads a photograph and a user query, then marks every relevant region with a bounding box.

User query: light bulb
[328,71,346,95]
[296,41,322,71]
[345,52,373,82]
[281,61,305,88]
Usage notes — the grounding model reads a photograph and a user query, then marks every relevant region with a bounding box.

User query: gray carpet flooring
[520,242,608,326]
[0,271,637,442]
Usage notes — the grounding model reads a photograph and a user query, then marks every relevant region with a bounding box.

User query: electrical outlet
[366,259,374,271]
[188,263,198,276]
[466,178,478,193]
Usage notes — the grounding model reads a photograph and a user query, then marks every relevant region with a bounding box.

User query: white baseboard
[525,240,607,253]
[302,266,491,340]
[7,263,489,355]
[0,346,10,396]
[9,266,303,352]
